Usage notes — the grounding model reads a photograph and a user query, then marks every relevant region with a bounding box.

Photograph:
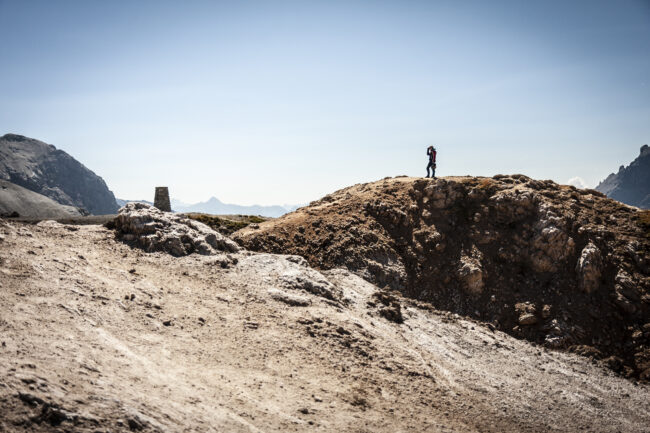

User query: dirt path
[0,220,648,432]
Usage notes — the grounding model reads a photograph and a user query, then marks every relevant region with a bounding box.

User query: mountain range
[171,197,299,217]
[116,197,299,217]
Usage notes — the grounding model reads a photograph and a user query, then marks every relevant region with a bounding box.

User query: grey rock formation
[114,202,240,256]
[0,179,85,219]
[0,134,118,214]
[596,145,650,208]
[575,242,602,293]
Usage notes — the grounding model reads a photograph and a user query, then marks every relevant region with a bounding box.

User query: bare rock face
[114,202,239,256]
[0,179,85,219]
[530,202,575,273]
[596,144,650,209]
[458,254,484,294]
[0,134,118,214]
[235,175,650,380]
[576,242,602,293]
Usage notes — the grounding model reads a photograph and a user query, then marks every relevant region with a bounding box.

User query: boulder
[518,313,538,326]
[114,202,240,256]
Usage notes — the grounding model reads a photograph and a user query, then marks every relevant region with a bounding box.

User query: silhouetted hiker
[426,146,437,178]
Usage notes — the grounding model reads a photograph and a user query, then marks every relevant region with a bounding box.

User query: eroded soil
[235,175,650,380]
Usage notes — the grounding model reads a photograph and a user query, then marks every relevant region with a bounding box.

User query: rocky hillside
[0,134,118,214]
[0,180,85,219]
[596,144,650,208]
[235,175,650,380]
[1,207,649,432]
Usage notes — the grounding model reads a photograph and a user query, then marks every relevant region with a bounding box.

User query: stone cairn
[154,187,171,212]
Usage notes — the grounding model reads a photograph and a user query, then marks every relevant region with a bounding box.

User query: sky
[0,0,649,205]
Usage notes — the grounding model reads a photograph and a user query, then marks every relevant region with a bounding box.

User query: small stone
[267,288,311,307]
[336,326,350,335]
[518,313,538,326]
[162,320,172,326]
[127,417,144,431]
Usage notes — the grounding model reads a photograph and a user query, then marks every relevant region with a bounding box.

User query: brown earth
[235,175,650,381]
[182,213,268,236]
[1,213,649,432]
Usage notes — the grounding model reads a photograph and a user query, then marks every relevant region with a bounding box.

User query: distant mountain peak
[596,144,650,209]
[171,196,298,218]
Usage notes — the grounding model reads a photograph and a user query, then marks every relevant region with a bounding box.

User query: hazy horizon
[1,0,649,205]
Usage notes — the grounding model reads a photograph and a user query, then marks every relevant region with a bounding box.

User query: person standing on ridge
[426,146,437,178]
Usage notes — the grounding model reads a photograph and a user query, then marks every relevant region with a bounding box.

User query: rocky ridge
[0,134,118,214]
[235,175,650,380]
[596,144,650,208]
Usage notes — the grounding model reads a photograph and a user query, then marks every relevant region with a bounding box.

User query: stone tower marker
[154,187,171,212]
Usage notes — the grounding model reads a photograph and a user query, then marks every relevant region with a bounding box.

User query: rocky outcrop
[0,179,85,219]
[235,175,650,380]
[596,144,650,209]
[458,253,484,294]
[114,202,240,256]
[0,134,118,214]
[576,242,602,293]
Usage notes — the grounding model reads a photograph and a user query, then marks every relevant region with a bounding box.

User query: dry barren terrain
[0,205,649,432]
[236,175,650,380]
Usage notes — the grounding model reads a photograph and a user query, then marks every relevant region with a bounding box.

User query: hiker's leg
[426,162,431,177]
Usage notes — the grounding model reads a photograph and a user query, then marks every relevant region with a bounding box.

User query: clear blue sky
[1,0,649,205]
